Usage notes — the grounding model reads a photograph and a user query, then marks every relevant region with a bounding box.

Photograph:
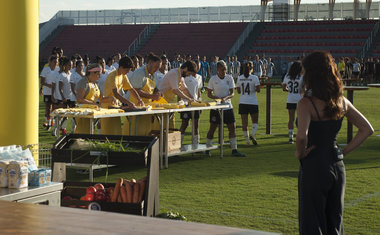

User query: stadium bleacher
[40,24,147,59]
[248,20,377,59]
[39,20,380,62]
[137,23,247,59]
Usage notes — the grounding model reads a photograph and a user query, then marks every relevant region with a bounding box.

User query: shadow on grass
[272,171,299,178]
[346,165,380,171]
[344,158,367,165]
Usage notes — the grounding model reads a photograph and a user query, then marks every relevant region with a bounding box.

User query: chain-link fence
[23,143,53,168]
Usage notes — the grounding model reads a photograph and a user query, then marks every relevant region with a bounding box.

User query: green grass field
[38,86,380,234]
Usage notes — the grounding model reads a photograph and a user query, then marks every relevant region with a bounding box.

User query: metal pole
[266,84,272,134]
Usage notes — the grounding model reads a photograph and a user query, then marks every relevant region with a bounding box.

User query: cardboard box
[150,130,181,153]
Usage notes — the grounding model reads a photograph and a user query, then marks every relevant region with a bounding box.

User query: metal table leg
[191,110,195,149]
[266,84,272,134]
[218,108,224,159]
[89,118,94,134]
[153,113,164,169]
[165,113,170,168]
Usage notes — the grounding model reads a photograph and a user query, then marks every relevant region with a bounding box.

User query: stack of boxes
[0,145,51,189]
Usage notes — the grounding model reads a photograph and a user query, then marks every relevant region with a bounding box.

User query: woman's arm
[51,82,56,103]
[255,85,261,93]
[59,81,66,102]
[236,86,241,94]
[282,83,288,92]
[221,88,234,102]
[76,88,97,105]
[342,97,373,155]
[295,98,315,159]
[70,83,77,99]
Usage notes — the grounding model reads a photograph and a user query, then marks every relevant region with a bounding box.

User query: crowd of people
[39,46,375,234]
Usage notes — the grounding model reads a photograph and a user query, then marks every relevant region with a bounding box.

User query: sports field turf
[39,85,380,234]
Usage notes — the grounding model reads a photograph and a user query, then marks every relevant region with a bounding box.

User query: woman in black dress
[296,51,373,234]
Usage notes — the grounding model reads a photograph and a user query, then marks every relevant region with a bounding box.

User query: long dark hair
[302,51,344,119]
[243,62,253,78]
[288,61,302,80]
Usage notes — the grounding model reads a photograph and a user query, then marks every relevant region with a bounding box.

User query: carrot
[123,179,130,186]
[137,176,147,182]
[126,182,133,203]
[111,178,122,202]
[117,193,122,202]
[120,186,128,203]
[137,180,146,202]
[132,183,140,203]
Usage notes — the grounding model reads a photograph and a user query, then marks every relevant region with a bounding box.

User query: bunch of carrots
[111,176,147,203]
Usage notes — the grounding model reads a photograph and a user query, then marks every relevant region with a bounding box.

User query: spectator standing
[296,51,373,234]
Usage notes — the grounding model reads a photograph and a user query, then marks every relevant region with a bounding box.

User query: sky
[39,0,360,23]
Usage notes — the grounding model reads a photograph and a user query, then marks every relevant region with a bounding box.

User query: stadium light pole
[0,1,39,161]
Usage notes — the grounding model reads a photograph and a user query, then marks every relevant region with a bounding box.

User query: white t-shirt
[267,62,275,77]
[52,71,62,100]
[195,74,203,90]
[253,60,263,77]
[106,64,116,72]
[112,62,119,69]
[353,62,361,72]
[154,70,166,89]
[59,72,73,100]
[282,75,303,104]
[207,74,235,109]
[97,70,109,96]
[184,75,200,101]
[236,74,260,105]
[158,68,186,93]
[70,71,83,101]
[41,66,58,95]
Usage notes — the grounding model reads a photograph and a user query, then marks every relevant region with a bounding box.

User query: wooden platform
[0,200,280,235]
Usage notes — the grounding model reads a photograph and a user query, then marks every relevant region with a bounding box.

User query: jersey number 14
[241,83,251,95]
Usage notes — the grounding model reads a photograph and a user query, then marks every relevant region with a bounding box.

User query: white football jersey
[236,74,260,105]
[282,75,303,104]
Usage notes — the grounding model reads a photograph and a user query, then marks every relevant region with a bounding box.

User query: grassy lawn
[38,85,380,234]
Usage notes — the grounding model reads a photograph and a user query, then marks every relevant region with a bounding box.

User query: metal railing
[47,2,380,26]
[360,19,380,58]
[227,22,257,56]
[39,18,74,44]
[125,24,159,55]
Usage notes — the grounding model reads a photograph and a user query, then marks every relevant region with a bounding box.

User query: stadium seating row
[253,42,364,47]
[266,20,376,26]
[256,35,368,40]
[249,49,360,54]
[262,28,372,33]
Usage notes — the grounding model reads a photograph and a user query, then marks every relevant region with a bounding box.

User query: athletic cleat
[250,136,258,145]
[43,122,51,130]
[289,138,294,144]
[205,150,211,157]
[246,140,251,145]
[232,149,246,157]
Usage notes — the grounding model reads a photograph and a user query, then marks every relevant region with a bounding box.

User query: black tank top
[306,97,343,160]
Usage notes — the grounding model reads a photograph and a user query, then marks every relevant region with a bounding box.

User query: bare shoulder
[342,96,352,112]
[297,97,310,108]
